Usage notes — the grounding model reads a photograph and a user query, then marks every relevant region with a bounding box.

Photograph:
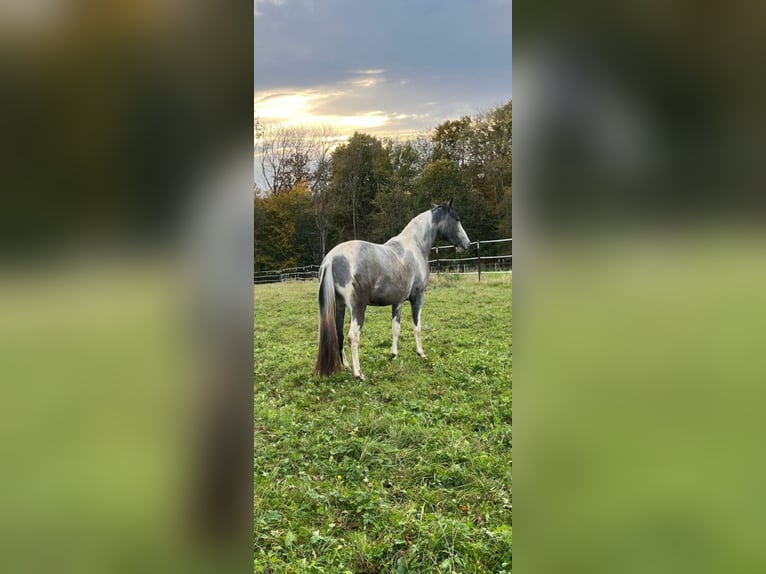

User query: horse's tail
[315,261,340,376]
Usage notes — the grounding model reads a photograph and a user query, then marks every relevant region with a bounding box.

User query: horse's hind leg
[390,303,403,358]
[335,300,349,369]
[348,303,367,380]
[410,292,426,357]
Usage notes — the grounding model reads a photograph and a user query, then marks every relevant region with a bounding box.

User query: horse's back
[322,240,412,306]
[324,240,399,268]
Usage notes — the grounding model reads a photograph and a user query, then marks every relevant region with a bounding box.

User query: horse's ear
[447,198,453,209]
[431,203,439,209]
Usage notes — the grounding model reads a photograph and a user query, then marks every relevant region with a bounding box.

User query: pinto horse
[315,200,471,380]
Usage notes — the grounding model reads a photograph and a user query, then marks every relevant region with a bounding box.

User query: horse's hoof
[417,352,426,358]
[389,352,397,360]
[355,373,367,381]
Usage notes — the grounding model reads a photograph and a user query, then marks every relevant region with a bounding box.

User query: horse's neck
[394,211,436,261]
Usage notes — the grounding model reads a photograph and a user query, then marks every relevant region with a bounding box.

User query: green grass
[254,273,512,573]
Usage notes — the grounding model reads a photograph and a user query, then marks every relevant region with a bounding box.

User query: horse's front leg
[410,293,426,357]
[390,303,403,358]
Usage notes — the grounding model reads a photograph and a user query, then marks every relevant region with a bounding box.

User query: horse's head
[431,199,471,251]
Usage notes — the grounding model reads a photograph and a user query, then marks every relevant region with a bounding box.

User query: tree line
[254,100,511,271]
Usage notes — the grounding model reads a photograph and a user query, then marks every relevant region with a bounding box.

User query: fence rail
[253,264,320,284]
[429,238,511,281]
[254,238,511,284]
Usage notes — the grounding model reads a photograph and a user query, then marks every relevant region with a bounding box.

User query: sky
[254,0,512,140]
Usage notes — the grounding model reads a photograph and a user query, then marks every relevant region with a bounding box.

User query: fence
[253,238,511,284]
[253,264,320,285]
[429,238,512,281]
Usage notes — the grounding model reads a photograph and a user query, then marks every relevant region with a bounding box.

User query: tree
[256,124,336,195]
[432,116,473,167]
[430,100,512,238]
[468,102,512,211]
[409,133,437,170]
[329,133,392,242]
[305,128,337,258]
[254,183,316,270]
[413,159,497,241]
[253,186,266,269]
[371,140,419,241]
[498,186,512,238]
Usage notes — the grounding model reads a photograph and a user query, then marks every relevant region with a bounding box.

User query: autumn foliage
[254,100,511,271]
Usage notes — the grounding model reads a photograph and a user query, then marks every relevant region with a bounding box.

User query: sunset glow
[254,90,396,131]
[254,70,417,140]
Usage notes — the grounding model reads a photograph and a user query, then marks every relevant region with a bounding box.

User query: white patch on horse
[391,317,401,356]
[413,307,425,357]
[348,318,364,380]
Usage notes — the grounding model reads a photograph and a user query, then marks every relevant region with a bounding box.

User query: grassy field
[254,273,512,573]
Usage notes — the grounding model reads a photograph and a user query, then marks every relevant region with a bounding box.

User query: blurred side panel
[515,2,766,574]
[0,1,252,573]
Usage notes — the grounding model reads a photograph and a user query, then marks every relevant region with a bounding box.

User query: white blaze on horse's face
[455,220,471,251]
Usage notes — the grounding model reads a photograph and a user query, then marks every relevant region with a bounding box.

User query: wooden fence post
[476,240,481,282]
[436,247,440,273]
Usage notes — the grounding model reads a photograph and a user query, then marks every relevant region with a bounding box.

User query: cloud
[254,84,406,135]
[254,0,511,87]
[253,0,287,17]
[254,90,332,121]
[254,0,512,138]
